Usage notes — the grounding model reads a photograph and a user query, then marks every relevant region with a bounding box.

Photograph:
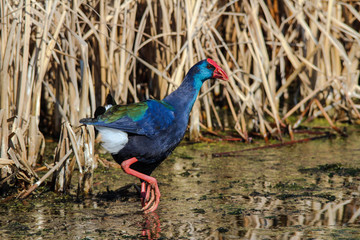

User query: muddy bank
[1,129,360,239]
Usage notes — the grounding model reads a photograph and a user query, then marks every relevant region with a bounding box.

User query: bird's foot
[121,157,161,213]
[142,179,161,213]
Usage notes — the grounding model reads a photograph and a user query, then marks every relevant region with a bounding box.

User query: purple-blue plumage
[80,58,228,212]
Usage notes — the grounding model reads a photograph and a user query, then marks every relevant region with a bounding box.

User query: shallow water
[1,128,360,239]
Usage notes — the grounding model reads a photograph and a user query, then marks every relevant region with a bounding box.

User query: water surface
[1,129,360,239]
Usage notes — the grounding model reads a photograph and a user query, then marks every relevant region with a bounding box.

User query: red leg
[140,182,146,207]
[121,157,161,213]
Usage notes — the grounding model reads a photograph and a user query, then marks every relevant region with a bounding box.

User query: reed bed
[0,0,359,195]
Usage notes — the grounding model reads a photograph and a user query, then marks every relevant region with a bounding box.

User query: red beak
[207,58,229,81]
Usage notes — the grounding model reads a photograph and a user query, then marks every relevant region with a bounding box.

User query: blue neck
[163,74,203,117]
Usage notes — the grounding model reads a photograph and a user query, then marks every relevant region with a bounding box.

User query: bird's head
[206,58,229,81]
[189,58,228,89]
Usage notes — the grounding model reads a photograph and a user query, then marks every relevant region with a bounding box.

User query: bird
[80,59,228,213]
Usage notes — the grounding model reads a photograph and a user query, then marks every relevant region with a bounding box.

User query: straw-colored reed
[0,0,359,195]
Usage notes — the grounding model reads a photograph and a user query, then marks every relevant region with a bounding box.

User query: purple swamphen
[80,59,228,213]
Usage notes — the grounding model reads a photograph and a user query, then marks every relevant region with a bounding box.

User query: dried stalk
[0,0,359,195]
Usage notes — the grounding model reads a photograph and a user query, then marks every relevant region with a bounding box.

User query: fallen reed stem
[19,150,73,199]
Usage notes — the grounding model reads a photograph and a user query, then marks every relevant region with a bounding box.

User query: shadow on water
[1,128,360,239]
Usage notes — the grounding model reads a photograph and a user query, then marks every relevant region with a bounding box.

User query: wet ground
[1,128,360,239]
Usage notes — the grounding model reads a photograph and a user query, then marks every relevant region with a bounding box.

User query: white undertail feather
[105,104,113,110]
[95,126,128,154]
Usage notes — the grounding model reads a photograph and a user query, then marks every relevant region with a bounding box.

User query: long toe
[145,184,151,202]
[144,195,160,213]
[142,183,161,213]
[142,189,155,211]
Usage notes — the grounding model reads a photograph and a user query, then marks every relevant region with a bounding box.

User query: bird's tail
[80,93,117,125]
[79,117,97,125]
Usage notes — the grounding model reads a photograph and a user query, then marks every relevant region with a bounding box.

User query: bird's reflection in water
[141,212,160,239]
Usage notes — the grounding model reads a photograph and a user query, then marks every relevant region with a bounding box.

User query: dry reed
[0,0,359,195]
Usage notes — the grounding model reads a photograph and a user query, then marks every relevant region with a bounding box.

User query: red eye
[206,64,212,69]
